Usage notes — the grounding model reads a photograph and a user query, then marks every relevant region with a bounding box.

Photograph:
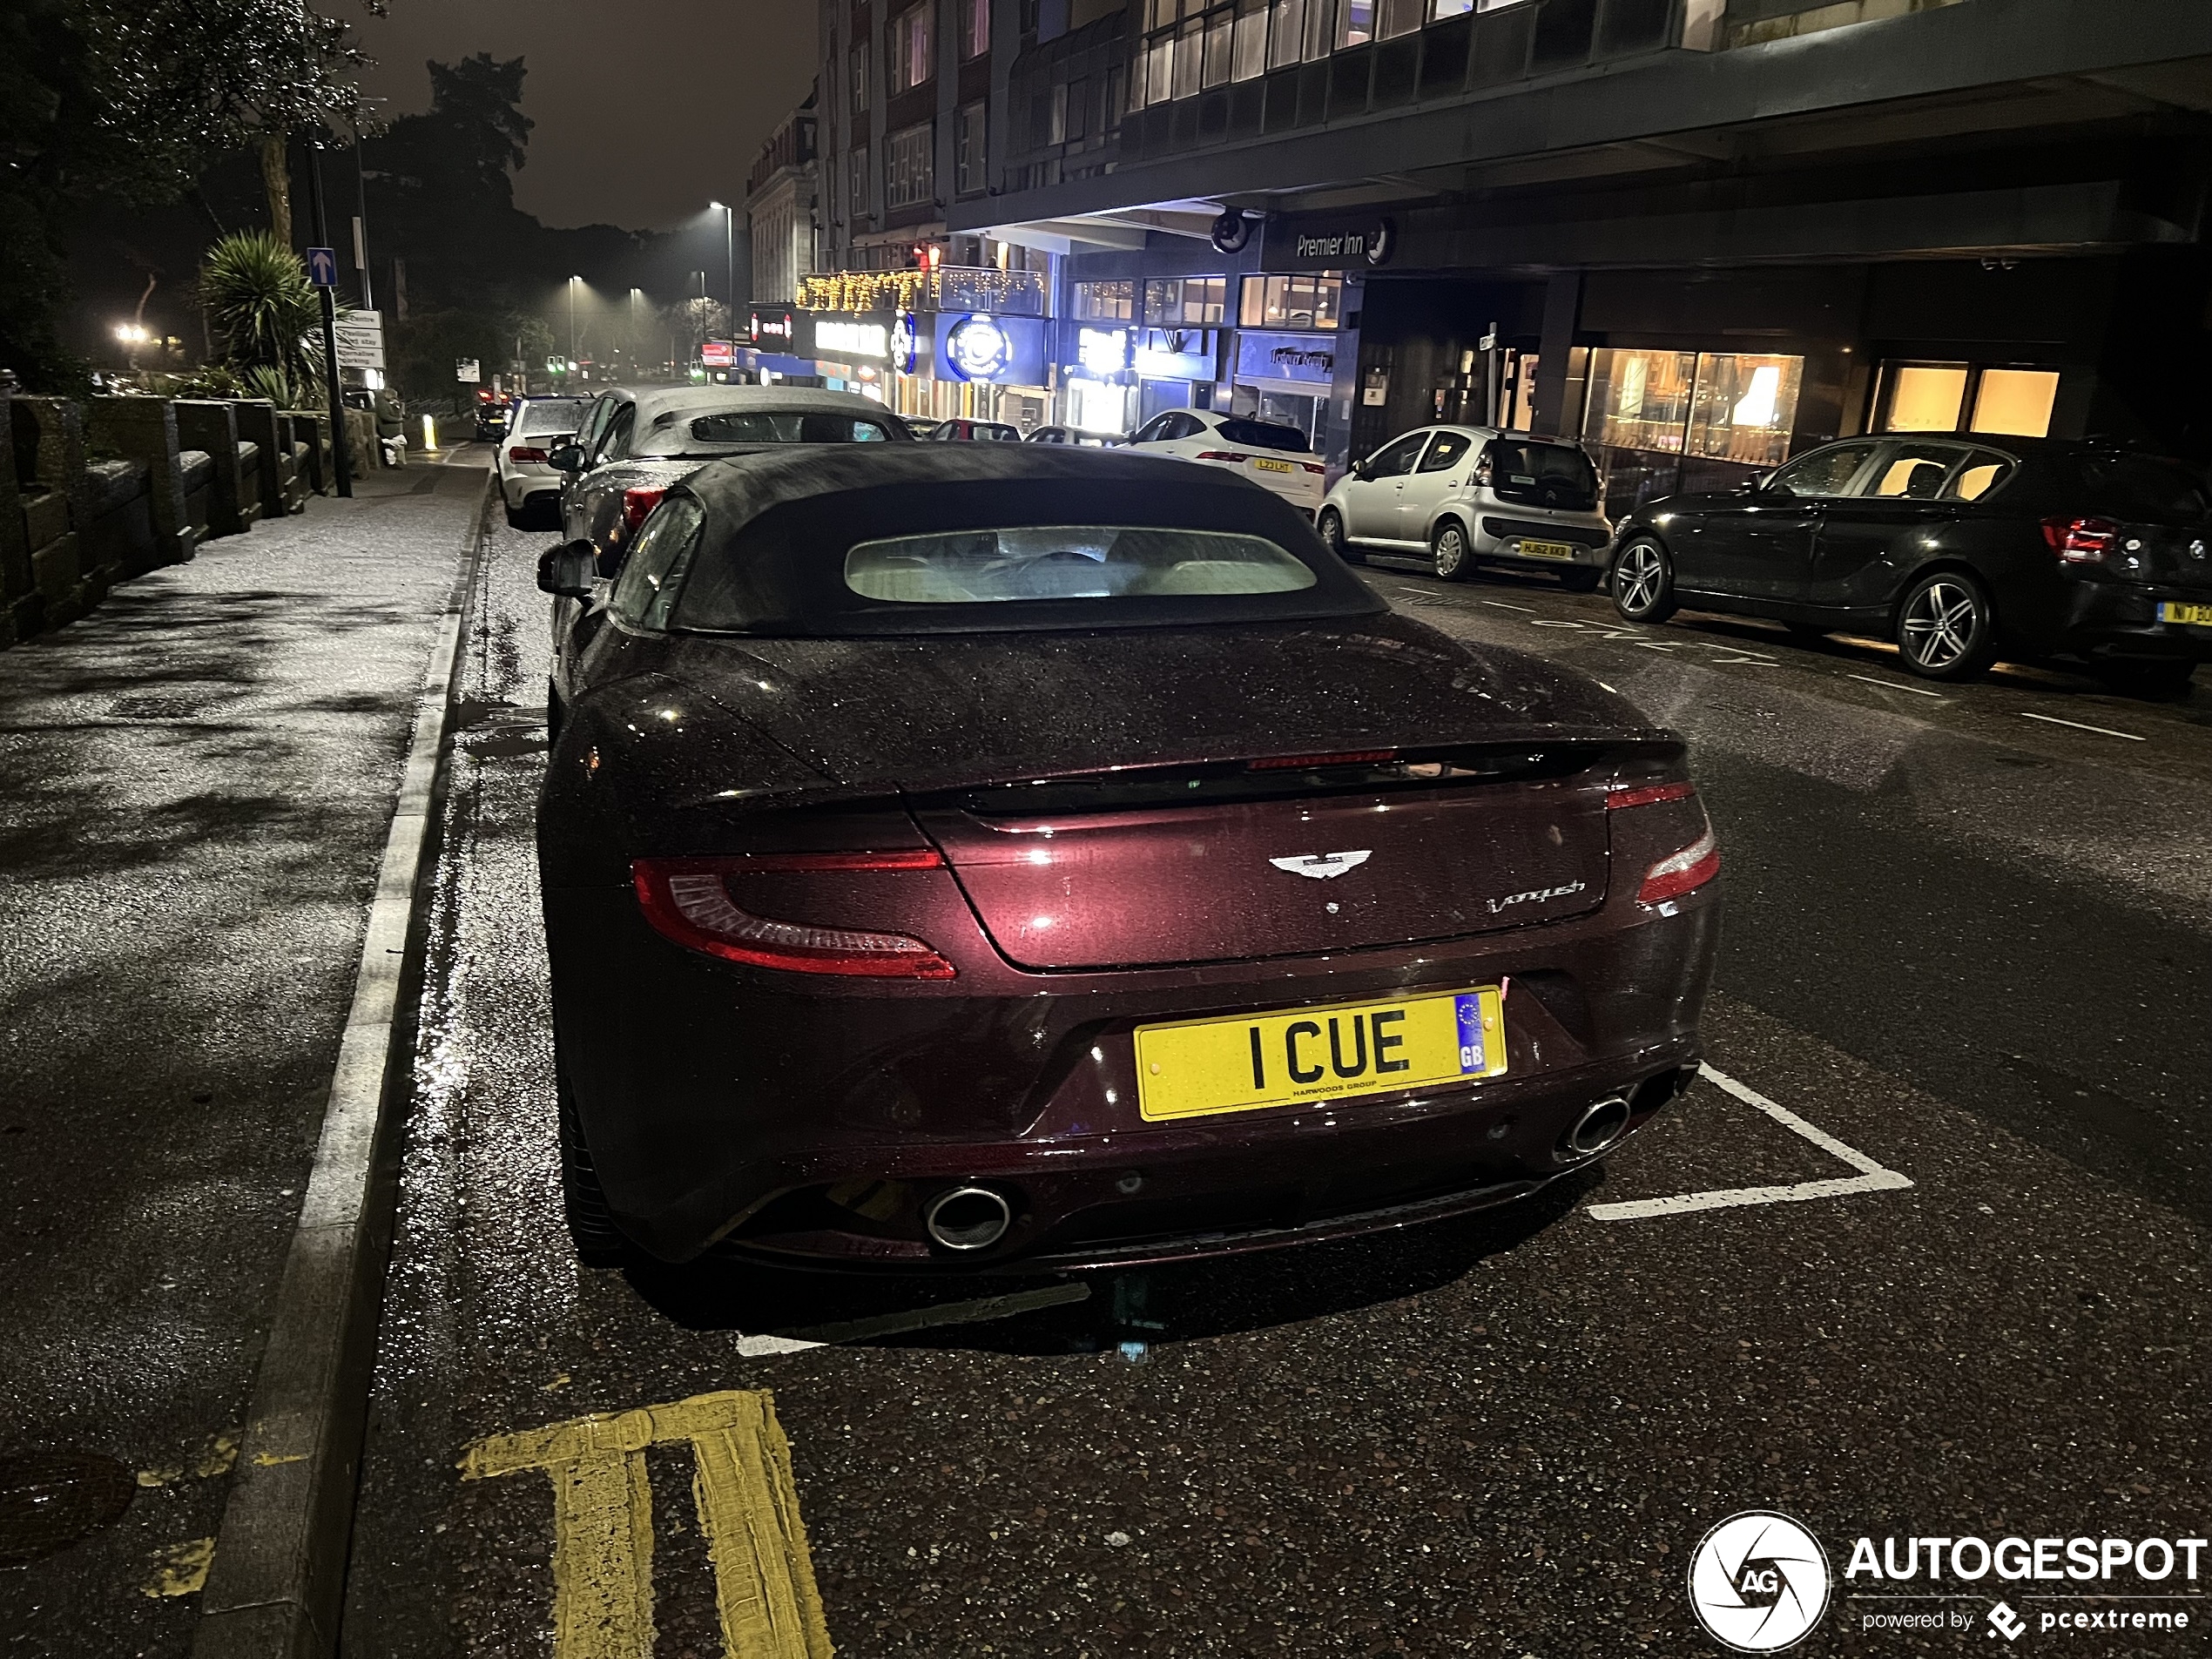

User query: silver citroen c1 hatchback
[1318,426,1613,589]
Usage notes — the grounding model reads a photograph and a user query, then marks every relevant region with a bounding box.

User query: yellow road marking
[142,1537,215,1598]
[462,1388,832,1659]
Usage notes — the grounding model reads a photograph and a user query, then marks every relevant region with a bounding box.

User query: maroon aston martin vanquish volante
[535,445,1718,1270]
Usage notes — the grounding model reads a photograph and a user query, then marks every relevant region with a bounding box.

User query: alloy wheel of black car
[1897,570,1999,680]
[1610,538,1676,624]
[1317,507,1361,563]
[1433,520,1473,581]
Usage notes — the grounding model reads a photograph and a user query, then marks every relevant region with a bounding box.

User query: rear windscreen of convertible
[845,527,1317,604]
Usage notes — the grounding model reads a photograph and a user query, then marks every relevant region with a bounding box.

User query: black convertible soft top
[664,445,1386,637]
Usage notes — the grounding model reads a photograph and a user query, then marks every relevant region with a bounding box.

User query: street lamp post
[709,201,735,318]
[567,276,580,381]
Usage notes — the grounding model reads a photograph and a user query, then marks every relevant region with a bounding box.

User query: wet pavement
[336,525,2209,1656]
[0,454,487,1656]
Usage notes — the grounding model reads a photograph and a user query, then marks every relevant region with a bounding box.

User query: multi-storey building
[784,0,2212,489]
[745,92,822,311]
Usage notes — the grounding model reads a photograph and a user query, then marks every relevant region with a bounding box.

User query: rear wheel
[1610,537,1676,624]
[1896,570,1999,680]
[557,1067,631,1269]
[1559,566,1602,595]
[503,502,526,529]
[1317,507,1361,563]
[1432,519,1474,582]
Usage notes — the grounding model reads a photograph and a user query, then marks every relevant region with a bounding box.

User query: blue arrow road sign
[306,246,338,287]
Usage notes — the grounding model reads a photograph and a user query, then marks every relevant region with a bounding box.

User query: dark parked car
[550,385,906,571]
[534,446,1720,1271]
[1608,435,2212,691]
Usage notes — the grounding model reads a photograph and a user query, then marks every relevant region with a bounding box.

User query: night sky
[353,0,819,232]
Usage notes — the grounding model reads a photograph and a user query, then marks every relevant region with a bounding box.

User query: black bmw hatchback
[1608,435,2212,691]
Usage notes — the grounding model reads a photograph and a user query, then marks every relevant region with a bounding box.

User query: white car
[1318,425,1613,587]
[1123,408,1328,516]
[496,396,591,529]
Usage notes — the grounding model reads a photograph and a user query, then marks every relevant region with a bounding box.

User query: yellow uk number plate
[2158,600,2212,627]
[1517,539,1576,562]
[1134,986,1506,1123]
[1251,457,1293,474]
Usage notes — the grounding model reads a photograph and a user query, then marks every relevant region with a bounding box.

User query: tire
[1558,566,1602,595]
[1317,507,1362,563]
[1896,569,1999,681]
[1432,519,1474,582]
[2095,658,2196,700]
[557,1067,631,1269]
[503,501,526,529]
[1610,537,1676,624]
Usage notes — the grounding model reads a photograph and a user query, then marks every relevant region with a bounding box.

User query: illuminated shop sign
[1077,327,1130,377]
[1235,331,1337,386]
[700,339,735,368]
[890,311,918,374]
[936,314,1046,385]
[1272,216,1397,269]
[814,319,889,359]
[749,309,795,345]
[944,314,1010,381]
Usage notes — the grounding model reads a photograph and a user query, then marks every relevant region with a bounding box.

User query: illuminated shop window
[1581,349,1697,455]
[1970,368,2059,438]
[1238,273,1343,329]
[1685,353,1803,468]
[1144,276,1228,327]
[1880,364,1969,433]
[1073,280,1136,322]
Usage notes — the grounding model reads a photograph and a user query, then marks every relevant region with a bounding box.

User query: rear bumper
[500,469,560,509]
[2048,580,2212,662]
[546,875,1719,1268]
[1471,513,1612,564]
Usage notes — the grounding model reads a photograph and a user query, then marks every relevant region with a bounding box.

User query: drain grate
[0,1452,137,1566]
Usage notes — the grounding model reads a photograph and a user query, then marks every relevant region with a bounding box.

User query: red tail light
[1300,461,1327,475]
[508,444,549,463]
[2042,516,2117,563]
[621,486,669,532]
[1607,780,1696,809]
[1249,748,1399,771]
[1637,825,1720,905]
[1195,450,1251,464]
[632,854,955,978]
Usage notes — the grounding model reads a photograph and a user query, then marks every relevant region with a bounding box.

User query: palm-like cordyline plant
[199,232,327,407]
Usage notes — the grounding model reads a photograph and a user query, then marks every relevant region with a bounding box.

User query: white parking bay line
[1585,1062,1913,1222]
[1846,672,1946,699]
[1480,599,1539,613]
[2019,710,2143,742]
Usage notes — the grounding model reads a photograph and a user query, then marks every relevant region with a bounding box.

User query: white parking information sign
[332,310,385,371]
[1689,1511,1831,1651]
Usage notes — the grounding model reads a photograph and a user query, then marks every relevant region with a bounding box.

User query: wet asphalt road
[0,455,485,1655]
[334,519,2209,1656]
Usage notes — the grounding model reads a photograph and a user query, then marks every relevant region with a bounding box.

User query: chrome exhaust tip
[922,1185,1013,1251]
[1564,1096,1633,1158]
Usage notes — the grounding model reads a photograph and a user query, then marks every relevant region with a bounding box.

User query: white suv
[497,396,591,529]
[1123,408,1328,516]
[1318,425,1612,587]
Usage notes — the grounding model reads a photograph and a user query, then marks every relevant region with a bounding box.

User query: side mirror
[537,539,599,598]
[1738,474,1770,496]
[1353,461,1376,482]
[547,443,585,474]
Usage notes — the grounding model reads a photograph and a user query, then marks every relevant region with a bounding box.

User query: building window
[852,38,871,113]
[850,145,871,215]
[1684,353,1803,468]
[1239,273,1342,329]
[1104,64,1126,128]
[886,121,934,209]
[1878,363,1970,434]
[1338,0,1373,47]
[955,101,988,194]
[1049,82,1069,144]
[961,0,991,57]
[1074,280,1136,322]
[1144,276,1227,326]
[1232,0,1268,79]
[1969,368,2059,437]
[1873,361,2059,440]
[1582,349,1696,454]
[894,5,933,91]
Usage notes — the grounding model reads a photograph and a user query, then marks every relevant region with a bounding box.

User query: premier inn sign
[1271,217,1397,269]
